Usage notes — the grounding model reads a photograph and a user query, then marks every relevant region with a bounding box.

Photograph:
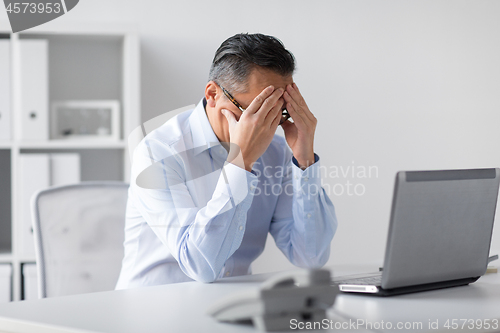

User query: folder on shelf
[50,153,81,186]
[0,264,12,303]
[19,154,50,257]
[19,40,49,141]
[0,40,11,141]
[19,153,81,257]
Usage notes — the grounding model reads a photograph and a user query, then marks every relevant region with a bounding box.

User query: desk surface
[0,266,499,333]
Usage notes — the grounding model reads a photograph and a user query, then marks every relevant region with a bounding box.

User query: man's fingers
[269,97,285,128]
[221,109,237,129]
[285,84,315,122]
[283,93,306,125]
[245,85,275,114]
[286,83,305,107]
[256,88,284,121]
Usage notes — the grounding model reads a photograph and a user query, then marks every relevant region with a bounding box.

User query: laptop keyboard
[335,274,382,286]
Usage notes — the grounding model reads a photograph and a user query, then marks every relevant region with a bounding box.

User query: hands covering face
[221,83,316,171]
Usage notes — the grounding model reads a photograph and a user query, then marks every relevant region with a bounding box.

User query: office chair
[31,182,128,298]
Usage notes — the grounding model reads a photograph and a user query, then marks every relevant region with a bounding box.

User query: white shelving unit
[0,21,140,301]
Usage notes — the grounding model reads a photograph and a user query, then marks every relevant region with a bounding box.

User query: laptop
[334,168,500,296]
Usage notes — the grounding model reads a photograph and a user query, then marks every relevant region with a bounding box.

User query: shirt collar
[189,98,222,155]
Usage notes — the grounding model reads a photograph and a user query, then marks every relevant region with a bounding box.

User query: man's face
[214,67,293,142]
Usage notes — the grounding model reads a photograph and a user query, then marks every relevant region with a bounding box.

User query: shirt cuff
[292,154,319,170]
[292,154,321,188]
[292,154,322,197]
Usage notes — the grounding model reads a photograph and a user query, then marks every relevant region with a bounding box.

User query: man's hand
[221,86,285,172]
[281,83,317,170]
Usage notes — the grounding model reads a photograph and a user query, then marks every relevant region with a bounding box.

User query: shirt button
[307,213,312,219]
[225,271,230,277]
[250,186,255,191]
[239,225,243,231]
[304,177,309,182]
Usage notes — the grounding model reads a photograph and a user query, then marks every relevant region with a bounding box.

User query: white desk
[0,266,499,333]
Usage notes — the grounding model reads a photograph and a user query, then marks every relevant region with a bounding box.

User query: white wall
[4,0,500,273]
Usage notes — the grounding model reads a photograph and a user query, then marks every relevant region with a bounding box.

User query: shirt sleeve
[269,148,338,268]
[130,137,258,283]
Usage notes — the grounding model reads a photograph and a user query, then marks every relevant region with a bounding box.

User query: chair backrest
[31,181,129,298]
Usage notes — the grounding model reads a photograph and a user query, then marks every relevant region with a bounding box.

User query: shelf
[0,142,12,149]
[16,140,127,149]
[0,23,139,302]
[17,256,36,263]
[0,252,13,263]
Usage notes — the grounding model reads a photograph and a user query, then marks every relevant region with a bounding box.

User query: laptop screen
[382,168,500,289]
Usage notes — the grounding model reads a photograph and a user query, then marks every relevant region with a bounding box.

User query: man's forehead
[245,67,293,92]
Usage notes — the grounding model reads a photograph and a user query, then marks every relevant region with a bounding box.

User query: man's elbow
[292,248,330,269]
[178,256,219,283]
[192,271,218,283]
[310,251,330,268]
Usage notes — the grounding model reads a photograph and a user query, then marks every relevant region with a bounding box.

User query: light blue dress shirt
[115,99,337,288]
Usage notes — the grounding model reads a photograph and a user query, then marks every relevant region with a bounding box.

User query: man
[115,33,337,288]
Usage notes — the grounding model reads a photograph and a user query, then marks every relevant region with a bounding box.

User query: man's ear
[205,81,218,108]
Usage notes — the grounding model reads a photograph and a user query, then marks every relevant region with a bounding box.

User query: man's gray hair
[208,33,295,94]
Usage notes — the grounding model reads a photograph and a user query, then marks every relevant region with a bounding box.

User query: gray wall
[5,0,499,273]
